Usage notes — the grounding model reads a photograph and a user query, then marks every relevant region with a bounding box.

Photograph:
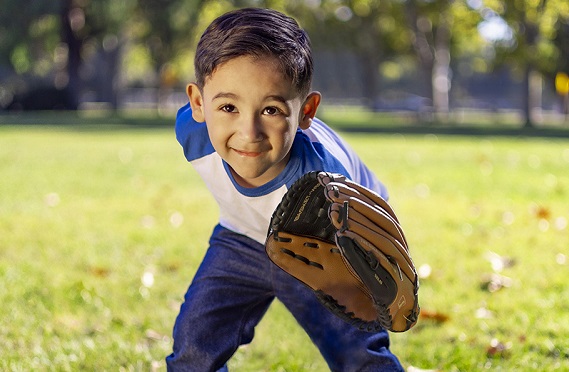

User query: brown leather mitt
[265,171,419,332]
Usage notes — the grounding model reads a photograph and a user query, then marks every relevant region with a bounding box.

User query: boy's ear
[186,83,205,122]
[299,91,321,130]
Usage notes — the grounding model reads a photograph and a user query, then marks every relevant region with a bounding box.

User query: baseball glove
[265,171,419,332]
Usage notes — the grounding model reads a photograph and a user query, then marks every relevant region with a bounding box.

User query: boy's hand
[265,171,420,332]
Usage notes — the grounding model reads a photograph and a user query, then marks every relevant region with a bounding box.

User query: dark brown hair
[194,8,313,97]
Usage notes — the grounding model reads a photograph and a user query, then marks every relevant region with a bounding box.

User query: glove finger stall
[322,179,399,223]
[334,212,417,283]
[337,231,419,332]
[328,201,412,273]
[329,198,407,248]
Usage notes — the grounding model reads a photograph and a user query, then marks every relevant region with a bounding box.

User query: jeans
[166,224,404,372]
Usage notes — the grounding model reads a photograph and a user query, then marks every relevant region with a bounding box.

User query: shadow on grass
[2,110,569,138]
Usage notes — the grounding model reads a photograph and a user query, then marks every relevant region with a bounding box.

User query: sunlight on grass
[0,123,568,370]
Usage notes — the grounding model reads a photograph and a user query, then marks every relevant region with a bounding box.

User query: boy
[166,8,404,371]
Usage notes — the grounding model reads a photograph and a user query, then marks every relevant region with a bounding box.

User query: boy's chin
[229,166,279,188]
[228,167,262,188]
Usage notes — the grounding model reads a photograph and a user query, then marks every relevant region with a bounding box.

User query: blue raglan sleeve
[175,103,215,162]
[302,118,389,200]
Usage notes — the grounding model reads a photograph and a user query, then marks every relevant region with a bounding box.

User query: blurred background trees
[1,0,568,126]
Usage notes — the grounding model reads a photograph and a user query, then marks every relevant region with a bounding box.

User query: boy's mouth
[233,148,263,157]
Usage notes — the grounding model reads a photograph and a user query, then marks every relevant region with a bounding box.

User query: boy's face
[187,55,320,188]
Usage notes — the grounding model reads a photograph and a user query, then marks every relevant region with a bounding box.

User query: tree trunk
[98,38,122,110]
[432,16,451,122]
[404,0,436,115]
[522,66,541,128]
[60,0,82,110]
[432,51,450,120]
[359,49,381,109]
[522,66,532,127]
[564,95,569,123]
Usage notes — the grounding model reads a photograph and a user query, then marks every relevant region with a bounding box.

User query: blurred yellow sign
[556,72,569,96]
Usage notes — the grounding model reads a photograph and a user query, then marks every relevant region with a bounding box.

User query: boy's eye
[221,104,237,113]
[263,106,282,116]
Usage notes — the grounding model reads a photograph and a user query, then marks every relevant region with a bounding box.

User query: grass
[1,114,568,371]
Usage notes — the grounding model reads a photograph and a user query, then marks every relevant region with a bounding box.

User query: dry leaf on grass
[475,306,493,319]
[480,273,513,292]
[90,267,111,277]
[486,338,512,358]
[484,251,516,273]
[419,309,450,324]
[532,205,552,221]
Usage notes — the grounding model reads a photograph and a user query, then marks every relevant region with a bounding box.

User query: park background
[1,0,569,371]
[1,0,569,124]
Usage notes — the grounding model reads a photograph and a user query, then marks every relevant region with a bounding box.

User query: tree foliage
[0,1,60,75]
[1,0,568,122]
[476,0,569,125]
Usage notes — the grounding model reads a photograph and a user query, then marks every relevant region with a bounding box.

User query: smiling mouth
[233,149,263,157]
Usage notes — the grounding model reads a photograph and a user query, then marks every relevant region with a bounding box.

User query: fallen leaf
[475,307,493,319]
[419,309,450,323]
[486,338,511,358]
[164,262,181,272]
[146,329,168,341]
[532,205,551,220]
[90,267,111,278]
[484,251,515,272]
[480,273,513,292]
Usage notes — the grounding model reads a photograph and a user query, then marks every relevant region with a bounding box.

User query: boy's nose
[238,115,264,141]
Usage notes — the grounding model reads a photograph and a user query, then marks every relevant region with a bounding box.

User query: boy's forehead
[204,55,297,92]
[211,54,281,75]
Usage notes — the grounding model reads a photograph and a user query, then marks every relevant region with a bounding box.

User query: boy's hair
[194,8,314,97]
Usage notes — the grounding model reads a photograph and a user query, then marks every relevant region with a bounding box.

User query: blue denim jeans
[166,224,404,371]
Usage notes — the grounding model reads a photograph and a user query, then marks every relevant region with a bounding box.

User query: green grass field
[1,114,568,371]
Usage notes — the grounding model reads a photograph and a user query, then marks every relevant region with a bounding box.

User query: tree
[1,0,209,110]
[284,0,484,118]
[0,0,60,106]
[0,0,136,109]
[552,14,569,120]
[482,0,569,127]
[282,0,407,108]
[402,0,484,120]
[131,0,208,86]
